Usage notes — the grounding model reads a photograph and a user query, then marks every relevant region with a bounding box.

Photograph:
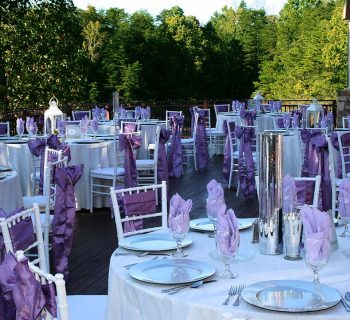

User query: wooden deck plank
[66,156,258,294]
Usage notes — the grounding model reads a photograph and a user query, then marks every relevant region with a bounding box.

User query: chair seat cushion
[136,159,155,168]
[23,196,46,209]
[91,167,125,177]
[65,295,107,320]
[181,138,194,144]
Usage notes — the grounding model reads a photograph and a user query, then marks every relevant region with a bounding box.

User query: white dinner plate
[190,218,255,232]
[129,258,215,284]
[242,280,340,313]
[119,232,192,252]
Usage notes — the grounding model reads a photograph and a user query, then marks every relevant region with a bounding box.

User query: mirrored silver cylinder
[258,132,283,255]
[283,212,302,260]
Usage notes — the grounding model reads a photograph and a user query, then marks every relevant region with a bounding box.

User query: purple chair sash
[222,121,235,183]
[235,126,255,198]
[240,109,256,126]
[157,128,171,184]
[195,110,210,170]
[119,134,142,188]
[27,134,71,194]
[0,124,8,136]
[123,190,156,232]
[300,129,331,211]
[52,165,84,280]
[330,132,342,179]
[168,115,184,178]
[0,208,35,254]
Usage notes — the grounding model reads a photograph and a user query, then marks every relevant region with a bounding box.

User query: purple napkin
[16,118,25,137]
[283,175,297,213]
[92,106,100,119]
[169,193,192,234]
[80,116,89,135]
[91,117,99,133]
[57,119,66,136]
[292,113,299,128]
[135,107,141,119]
[206,179,225,202]
[300,205,332,263]
[216,208,240,255]
[338,180,350,218]
[25,117,34,134]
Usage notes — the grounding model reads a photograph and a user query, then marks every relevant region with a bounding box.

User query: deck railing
[0,99,337,136]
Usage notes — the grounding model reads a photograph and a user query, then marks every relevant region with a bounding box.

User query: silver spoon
[167,280,204,295]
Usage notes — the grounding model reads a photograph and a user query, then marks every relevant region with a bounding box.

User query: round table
[106,228,349,320]
[0,171,24,213]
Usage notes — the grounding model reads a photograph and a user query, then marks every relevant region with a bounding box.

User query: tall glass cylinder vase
[258,132,284,255]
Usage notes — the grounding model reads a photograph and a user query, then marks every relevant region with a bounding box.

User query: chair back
[15,250,69,320]
[110,181,167,241]
[120,121,140,133]
[214,104,230,119]
[226,121,238,157]
[337,131,350,179]
[294,175,321,209]
[0,204,47,272]
[0,121,10,137]
[165,111,182,130]
[72,110,91,121]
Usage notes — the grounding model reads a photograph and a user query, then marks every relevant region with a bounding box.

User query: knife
[161,279,217,293]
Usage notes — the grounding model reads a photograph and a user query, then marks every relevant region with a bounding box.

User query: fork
[233,284,246,306]
[115,251,150,257]
[222,285,237,305]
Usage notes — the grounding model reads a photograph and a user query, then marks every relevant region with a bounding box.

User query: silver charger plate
[129,258,215,284]
[190,217,254,232]
[242,280,340,313]
[119,232,192,252]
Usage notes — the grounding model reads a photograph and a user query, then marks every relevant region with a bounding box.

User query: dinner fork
[222,286,237,305]
[233,284,246,306]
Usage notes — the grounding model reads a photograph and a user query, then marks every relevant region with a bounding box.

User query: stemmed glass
[169,218,189,258]
[216,230,238,279]
[29,123,38,138]
[16,121,24,139]
[304,237,330,286]
[206,199,218,238]
[283,113,291,134]
[339,216,350,237]
[91,118,99,139]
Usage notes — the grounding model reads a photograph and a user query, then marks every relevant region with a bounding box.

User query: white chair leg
[90,176,94,214]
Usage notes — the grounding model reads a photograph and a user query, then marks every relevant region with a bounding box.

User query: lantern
[305,98,324,128]
[44,97,63,135]
[253,91,264,111]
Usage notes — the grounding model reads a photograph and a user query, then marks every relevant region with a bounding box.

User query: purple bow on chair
[330,132,342,179]
[52,165,83,280]
[157,128,171,184]
[300,130,331,211]
[27,134,71,194]
[168,115,184,178]
[222,121,235,183]
[195,109,210,170]
[240,108,256,126]
[235,126,255,198]
[119,134,142,188]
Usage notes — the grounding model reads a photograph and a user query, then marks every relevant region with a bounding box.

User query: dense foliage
[0,0,347,111]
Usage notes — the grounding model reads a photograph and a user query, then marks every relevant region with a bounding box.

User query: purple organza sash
[123,190,156,232]
[168,115,184,178]
[52,165,83,280]
[27,134,71,194]
[119,134,142,188]
[240,109,256,126]
[300,129,331,211]
[330,132,342,178]
[0,124,7,135]
[195,110,209,170]
[235,126,255,198]
[123,122,138,133]
[157,128,171,184]
[0,208,35,253]
[222,121,235,183]
[190,107,195,136]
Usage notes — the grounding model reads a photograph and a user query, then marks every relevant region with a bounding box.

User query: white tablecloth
[0,172,24,213]
[106,229,350,320]
[2,140,116,210]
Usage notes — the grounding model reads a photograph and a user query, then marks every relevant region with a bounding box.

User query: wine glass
[216,230,238,279]
[339,216,350,237]
[304,237,330,286]
[91,118,99,139]
[16,121,24,139]
[206,199,218,238]
[169,219,189,258]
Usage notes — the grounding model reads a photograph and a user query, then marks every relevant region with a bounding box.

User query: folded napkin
[338,180,350,218]
[169,193,192,234]
[292,113,299,128]
[25,117,35,134]
[206,179,225,215]
[91,117,99,133]
[300,205,332,263]
[283,175,297,213]
[16,118,25,136]
[216,208,240,256]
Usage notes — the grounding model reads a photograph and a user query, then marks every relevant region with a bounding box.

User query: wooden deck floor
[66,156,259,295]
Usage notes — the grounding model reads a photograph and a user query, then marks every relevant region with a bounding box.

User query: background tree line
[0,0,347,111]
